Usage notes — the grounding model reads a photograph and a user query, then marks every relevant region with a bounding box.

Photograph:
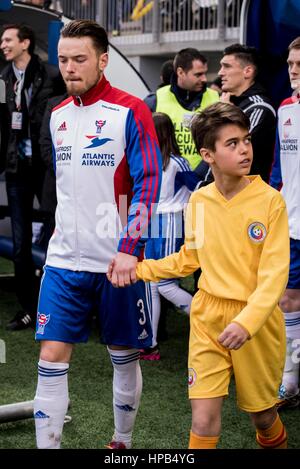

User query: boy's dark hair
[174,48,207,73]
[152,112,181,170]
[2,24,35,55]
[288,37,300,51]
[60,20,108,54]
[191,102,250,152]
[223,43,260,76]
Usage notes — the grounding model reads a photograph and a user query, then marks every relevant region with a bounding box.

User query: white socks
[282,311,300,396]
[150,280,192,347]
[150,282,161,347]
[108,348,142,449]
[158,280,192,314]
[34,359,69,449]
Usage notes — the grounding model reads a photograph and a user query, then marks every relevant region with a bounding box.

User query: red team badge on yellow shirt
[188,368,197,387]
[247,222,267,243]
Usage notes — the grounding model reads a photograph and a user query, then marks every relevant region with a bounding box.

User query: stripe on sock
[109,351,140,365]
[256,415,287,449]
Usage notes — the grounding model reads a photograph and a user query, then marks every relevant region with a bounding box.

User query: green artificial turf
[0,259,299,449]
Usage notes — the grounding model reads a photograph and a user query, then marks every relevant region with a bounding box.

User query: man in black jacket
[0,23,64,330]
[218,43,276,182]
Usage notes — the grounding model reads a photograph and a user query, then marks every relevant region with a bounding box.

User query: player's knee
[249,406,277,430]
[191,413,221,436]
[39,341,72,363]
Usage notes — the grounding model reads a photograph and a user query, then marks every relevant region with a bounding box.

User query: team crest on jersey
[247,222,267,243]
[188,368,197,387]
[37,312,50,335]
[84,120,114,148]
[95,119,106,134]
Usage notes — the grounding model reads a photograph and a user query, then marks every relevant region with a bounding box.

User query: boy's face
[201,124,253,177]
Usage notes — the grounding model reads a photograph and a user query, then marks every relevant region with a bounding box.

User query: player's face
[207,124,253,177]
[0,28,28,62]
[218,55,246,95]
[177,59,207,92]
[287,48,300,92]
[58,36,108,96]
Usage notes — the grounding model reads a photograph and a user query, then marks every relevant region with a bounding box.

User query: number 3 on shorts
[137,299,146,325]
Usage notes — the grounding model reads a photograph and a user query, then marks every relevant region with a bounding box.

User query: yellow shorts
[188,290,286,412]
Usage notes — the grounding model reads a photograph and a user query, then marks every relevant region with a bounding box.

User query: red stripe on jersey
[52,96,73,112]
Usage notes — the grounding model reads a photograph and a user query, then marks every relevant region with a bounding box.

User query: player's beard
[66,68,102,96]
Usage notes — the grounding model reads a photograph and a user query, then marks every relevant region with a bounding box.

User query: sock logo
[34,410,50,419]
[115,404,135,412]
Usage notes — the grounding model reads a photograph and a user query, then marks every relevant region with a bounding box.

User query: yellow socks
[256,414,287,449]
[188,431,219,449]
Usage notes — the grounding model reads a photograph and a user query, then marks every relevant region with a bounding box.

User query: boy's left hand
[218,323,249,350]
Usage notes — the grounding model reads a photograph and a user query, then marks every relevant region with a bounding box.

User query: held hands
[218,322,249,350]
[106,252,138,288]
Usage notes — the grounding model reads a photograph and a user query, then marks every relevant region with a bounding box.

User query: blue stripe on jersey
[171,154,191,172]
[120,110,161,256]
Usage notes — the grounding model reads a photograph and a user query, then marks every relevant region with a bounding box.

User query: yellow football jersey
[137,176,290,337]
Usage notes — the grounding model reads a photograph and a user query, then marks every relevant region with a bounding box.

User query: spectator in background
[218,43,276,182]
[159,59,174,87]
[0,24,64,331]
[270,36,300,409]
[39,93,67,242]
[145,48,219,170]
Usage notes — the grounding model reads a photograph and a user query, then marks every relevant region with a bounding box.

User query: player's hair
[223,43,259,77]
[2,23,35,55]
[152,112,181,170]
[174,48,207,73]
[288,37,300,51]
[191,102,250,152]
[60,20,108,54]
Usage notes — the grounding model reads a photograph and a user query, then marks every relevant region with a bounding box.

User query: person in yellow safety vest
[145,48,219,170]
